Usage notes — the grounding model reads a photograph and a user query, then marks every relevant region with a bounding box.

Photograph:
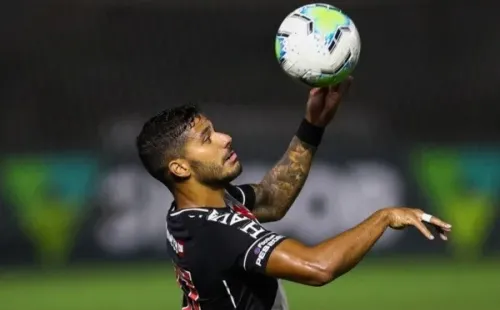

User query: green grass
[1,260,499,310]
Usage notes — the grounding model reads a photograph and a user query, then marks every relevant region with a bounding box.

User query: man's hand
[305,76,353,127]
[385,207,452,241]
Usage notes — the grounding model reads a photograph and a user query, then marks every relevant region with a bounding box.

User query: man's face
[181,115,242,186]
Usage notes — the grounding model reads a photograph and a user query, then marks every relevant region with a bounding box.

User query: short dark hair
[136,104,201,186]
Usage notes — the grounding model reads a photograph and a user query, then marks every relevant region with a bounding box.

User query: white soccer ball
[275,3,361,87]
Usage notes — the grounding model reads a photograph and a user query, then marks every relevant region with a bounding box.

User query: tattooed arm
[249,136,317,223]
[245,78,352,223]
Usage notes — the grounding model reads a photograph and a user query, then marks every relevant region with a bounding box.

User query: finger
[308,88,328,104]
[412,219,435,240]
[309,88,325,96]
[421,213,452,231]
[335,76,353,96]
[328,83,341,93]
[437,228,448,241]
[328,80,345,93]
[341,76,353,89]
[419,211,450,240]
[428,224,448,241]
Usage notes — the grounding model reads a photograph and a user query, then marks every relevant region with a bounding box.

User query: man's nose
[217,132,232,148]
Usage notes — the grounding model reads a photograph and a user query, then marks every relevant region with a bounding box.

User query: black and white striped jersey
[166,184,289,310]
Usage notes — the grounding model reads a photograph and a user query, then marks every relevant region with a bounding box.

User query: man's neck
[174,182,227,209]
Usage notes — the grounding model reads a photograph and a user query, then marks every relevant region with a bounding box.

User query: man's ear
[168,159,191,179]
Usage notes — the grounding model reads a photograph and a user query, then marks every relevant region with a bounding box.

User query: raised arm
[250,78,353,222]
[250,136,316,222]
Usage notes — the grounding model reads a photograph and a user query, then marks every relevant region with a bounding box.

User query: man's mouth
[225,151,238,162]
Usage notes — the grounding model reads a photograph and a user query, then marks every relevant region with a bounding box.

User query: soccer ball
[275,3,361,87]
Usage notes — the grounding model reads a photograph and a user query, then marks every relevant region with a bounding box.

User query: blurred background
[1,0,499,309]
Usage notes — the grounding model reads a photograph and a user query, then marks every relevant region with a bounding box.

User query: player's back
[166,185,289,310]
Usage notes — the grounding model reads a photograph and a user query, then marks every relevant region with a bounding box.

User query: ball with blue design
[275,3,361,87]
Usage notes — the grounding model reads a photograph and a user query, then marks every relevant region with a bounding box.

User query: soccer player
[136,77,451,310]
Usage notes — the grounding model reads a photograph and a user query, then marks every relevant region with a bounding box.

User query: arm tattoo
[250,136,316,222]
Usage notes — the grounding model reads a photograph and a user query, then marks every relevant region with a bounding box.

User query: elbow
[308,270,333,287]
[310,270,343,287]
[305,263,338,287]
[263,206,288,223]
[306,256,345,287]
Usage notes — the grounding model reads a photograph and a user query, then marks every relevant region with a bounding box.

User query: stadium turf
[1,259,498,310]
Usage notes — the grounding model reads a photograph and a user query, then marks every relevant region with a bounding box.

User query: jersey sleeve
[225,184,257,211]
[197,216,287,274]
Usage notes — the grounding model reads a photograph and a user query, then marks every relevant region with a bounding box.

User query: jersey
[166,184,289,310]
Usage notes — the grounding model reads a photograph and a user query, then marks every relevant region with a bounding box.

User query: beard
[189,159,242,187]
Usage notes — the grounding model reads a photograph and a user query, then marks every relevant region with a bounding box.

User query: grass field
[1,259,499,310]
